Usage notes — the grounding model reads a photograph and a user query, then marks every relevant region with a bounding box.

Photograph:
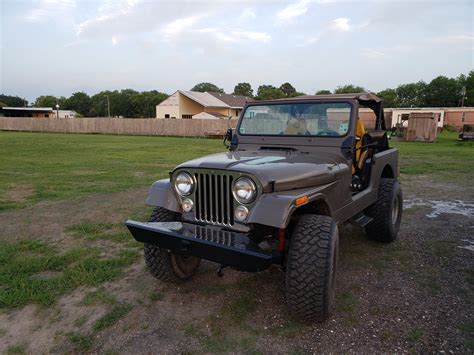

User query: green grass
[404,327,424,342]
[82,288,117,306]
[0,131,469,212]
[66,332,93,352]
[391,132,474,181]
[6,344,27,355]
[0,239,138,310]
[93,303,133,332]
[67,222,135,246]
[0,132,223,211]
[149,291,164,301]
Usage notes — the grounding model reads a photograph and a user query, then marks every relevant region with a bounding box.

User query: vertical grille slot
[194,171,234,226]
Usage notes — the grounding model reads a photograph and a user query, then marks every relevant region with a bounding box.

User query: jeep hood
[174,150,349,192]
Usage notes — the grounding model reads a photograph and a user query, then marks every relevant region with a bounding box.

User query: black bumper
[126,220,281,272]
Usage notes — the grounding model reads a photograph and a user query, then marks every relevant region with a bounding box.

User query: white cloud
[361,48,386,59]
[332,18,351,32]
[195,28,271,44]
[23,0,76,22]
[276,0,312,24]
[361,45,412,60]
[432,34,474,44]
[161,15,206,39]
[238,8,256,23]
[111,36,118,45]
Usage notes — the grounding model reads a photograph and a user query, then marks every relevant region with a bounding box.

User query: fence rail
[0,117,239,137]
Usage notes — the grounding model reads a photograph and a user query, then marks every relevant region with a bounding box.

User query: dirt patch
[4,184,35,203]
[0,187,148,248]
[0,178,473,353]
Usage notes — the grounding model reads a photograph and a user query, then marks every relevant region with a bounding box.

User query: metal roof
[1,107,53,111]
[208,92,253,108]
[178,91,230,108]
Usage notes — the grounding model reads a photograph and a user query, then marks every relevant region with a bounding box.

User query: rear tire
[286,214,339,322]
[365,178,403,243]
[144,207,201,281]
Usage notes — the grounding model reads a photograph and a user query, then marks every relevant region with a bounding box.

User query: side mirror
[223,128,233,149]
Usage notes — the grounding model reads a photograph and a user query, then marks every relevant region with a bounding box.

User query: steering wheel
[316,129,339,136]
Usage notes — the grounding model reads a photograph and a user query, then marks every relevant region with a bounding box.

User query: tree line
[1,71,472,117]
[0,90,168,118]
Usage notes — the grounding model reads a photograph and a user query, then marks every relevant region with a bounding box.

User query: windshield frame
[237,99,355,139]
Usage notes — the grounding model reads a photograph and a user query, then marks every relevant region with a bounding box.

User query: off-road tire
[286,214,339,322]
[365,178,403,243]
[144,207,201,281]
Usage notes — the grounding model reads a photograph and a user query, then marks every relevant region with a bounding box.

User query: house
[0,107,54,117]
[0,107,77,118]
[156,90,252,119]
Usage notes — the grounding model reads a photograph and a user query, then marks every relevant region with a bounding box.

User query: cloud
[276,0,312,24]
[361,45,412,60]
[161,15,206,39]
[431,33,474,44]
[361,48,386,59]
[331,18,350,32]
[195,28,271,44]
[238,8,256,23]
[23,0,76,22]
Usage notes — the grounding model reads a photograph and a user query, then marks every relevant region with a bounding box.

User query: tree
[233,82,253,97]
[376,88,397,108]
[279,82,296,97]
[462,70,474,107]
[334,85,365,94]
[0,94,27,107]
[67,92,91,116]
[424,76,461,107]
[255,85,285,100]
[190,82,224,93]
[395,81,427,107]
[315,90,331,95]
[34,95,58,107]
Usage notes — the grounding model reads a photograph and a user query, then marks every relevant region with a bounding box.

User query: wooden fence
[0,117,239,137]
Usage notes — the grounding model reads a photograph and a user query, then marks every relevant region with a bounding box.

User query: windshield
[239,101,352,137]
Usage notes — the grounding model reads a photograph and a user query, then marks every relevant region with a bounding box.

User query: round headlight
[233,177,257,204]
[175,172,194,196]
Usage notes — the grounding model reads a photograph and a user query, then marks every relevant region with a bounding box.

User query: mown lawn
[1,131,472,211]
[391,131,474,181]
[0,132,223,211]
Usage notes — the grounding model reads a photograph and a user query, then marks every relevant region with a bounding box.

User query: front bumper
[126,220,281,272]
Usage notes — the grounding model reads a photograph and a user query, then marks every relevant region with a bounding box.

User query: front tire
[286,214,339,322]
[144,207,201,281]
[365,178,403,243]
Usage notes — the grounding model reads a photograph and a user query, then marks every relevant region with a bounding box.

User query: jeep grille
[194,172,234,226]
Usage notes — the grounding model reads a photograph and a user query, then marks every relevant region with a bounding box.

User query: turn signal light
[295,196,308,206]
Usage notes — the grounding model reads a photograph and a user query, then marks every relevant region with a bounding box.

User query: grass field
[0,130,472,353]
[1,131,472,212]
[0,132,223,211]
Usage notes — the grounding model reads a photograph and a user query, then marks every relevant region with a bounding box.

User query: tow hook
[217,264,227,277]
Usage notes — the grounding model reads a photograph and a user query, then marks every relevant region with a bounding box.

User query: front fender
[146,179,181,213]
[247,181,338,229]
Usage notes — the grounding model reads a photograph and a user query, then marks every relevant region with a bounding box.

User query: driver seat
[352,118,369,175]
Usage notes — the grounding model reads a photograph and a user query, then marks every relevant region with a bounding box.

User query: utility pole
[105,95,111,117]
[460,86,466,107]
[56,103,60,118]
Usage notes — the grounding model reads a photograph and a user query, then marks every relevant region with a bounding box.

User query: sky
[0,0,473,102]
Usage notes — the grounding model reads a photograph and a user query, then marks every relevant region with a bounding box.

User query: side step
[349,213,373,228]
